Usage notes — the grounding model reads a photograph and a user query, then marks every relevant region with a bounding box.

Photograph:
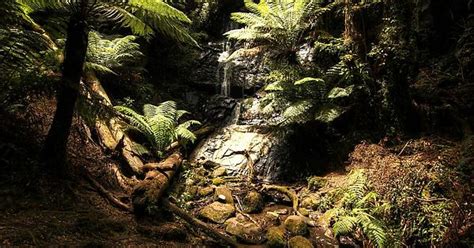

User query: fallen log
[132,152,182,214]
[83,72,145,175]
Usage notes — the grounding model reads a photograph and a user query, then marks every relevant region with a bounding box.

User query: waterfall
[218,41,232,97]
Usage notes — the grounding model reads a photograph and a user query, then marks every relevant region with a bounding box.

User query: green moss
[266,226,286,248]
[288,236,314,248]
[307,176,327,191]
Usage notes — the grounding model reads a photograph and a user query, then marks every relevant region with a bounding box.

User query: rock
[284,216,308,236]
[212,177,225,186]
[190,123,290,180]
[298,208,310,217]
[214,186,234,204]
[242,191,264,213]
[265,212,281,225]
[288,236,314,248]
[224,217,263,244]
[198,202,235,224]
[198,186,214,197]
[274,208,289,215]
[307,176,327,191]
[212,166,227,178]
[300,194,320,210]
[266,226,286,248]
[185,186,198,199]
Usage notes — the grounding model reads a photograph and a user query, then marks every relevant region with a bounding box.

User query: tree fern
[115,101,200,156]
[226,0,331,62]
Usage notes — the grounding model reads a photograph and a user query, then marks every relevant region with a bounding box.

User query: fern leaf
[294,77,325,85]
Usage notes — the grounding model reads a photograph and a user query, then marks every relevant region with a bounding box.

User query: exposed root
[162,198,240,247]
[82,168,132,212]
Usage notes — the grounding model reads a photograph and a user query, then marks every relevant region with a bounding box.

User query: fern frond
[333,215,359,236]
[281,100,313,125]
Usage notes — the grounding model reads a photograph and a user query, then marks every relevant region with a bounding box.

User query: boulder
[242,191,264,213]
[212,177,225,186]
[307,176,327,191]
[284,216,308,236]
[288,236,314,248]
[214,186,234,204]
[190,123,290,180]
[224,216,263,244]
[198,202,235,224]
[300,194,320,210]
[266,226,286,248]
[212,166,227,178]
[198,186,214,197]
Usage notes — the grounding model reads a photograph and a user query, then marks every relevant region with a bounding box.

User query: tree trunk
[42,14,89,174]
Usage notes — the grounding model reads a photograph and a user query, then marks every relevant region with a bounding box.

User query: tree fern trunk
[42,13,89,174]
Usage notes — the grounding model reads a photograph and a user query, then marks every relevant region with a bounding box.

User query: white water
[218,41,233,97]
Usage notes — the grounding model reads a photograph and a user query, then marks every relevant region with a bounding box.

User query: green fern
[325,170,389,247]
[115,101,200,156]
[226,0,331,62]
[85,31,144,75]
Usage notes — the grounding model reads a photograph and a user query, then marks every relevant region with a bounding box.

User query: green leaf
[294,77,325,85]
[314,105,344,123]
[265,82,284,91]
[327,85,355,98]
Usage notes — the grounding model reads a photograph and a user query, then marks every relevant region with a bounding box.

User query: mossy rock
[198,186,214,197]
[284,216,308,236]
[214,186,234,204]
[298,208,310,217]
[212,177,225,186]
[243,191,264,213]
[225,216,263,244]
[300,194,320,210]
[288,236,314,248]
[198,202,235,224]
[212,166,227,178]
[307,176,327,191]
[266,226,286,248]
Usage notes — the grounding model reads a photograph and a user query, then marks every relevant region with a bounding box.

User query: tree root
[162,198,240,247]
[82,168,132,212]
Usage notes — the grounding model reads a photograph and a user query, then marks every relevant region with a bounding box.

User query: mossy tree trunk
[42,7,89,174]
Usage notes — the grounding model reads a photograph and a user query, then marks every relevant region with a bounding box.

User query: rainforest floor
[0,97,472,247]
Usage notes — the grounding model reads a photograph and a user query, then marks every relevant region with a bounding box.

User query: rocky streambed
[170,160,339,247]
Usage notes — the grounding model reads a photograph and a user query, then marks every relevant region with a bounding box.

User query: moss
[266,226,286,248]
[212,177,225,186]
[198,202,235,224]
[284,216,308,236]
[242,191,264,213]
[288,236,314,248]
[307,176,327,191]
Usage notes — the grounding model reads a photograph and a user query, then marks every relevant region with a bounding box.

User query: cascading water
[217,44,232,97]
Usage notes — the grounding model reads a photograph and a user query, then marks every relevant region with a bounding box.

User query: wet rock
[266,226,286,248]
[190,124,290,180]
[284,216,308,236]
[198,202,235,224]
[212,166,227,178]
[300,194,320,210]
[288,236,314,248]
[212,177,225,186]
[198,186,214,197]
[242,191,264,213]
[224,216,263,244]
[307,176,327,191]
[214,186,234,204]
